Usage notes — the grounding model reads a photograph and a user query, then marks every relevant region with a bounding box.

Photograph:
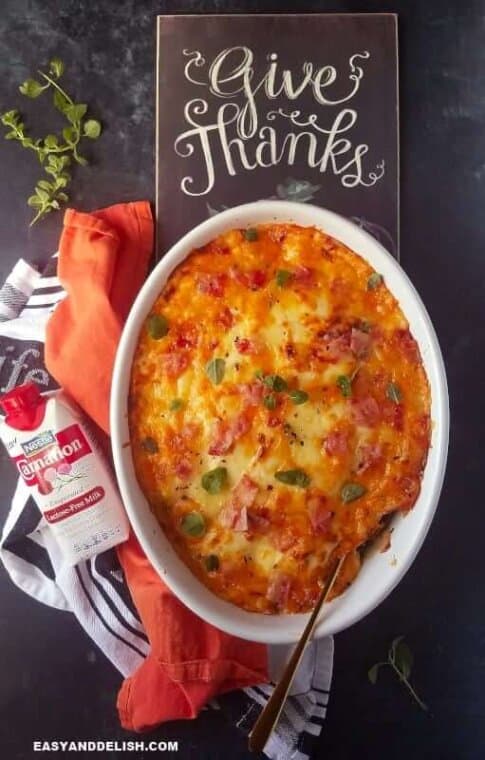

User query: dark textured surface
[0,1,483,758]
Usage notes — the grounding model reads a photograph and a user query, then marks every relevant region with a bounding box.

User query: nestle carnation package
[0,382,129,565]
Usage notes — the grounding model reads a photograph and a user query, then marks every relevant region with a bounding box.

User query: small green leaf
[201,466,228,494]
[56,192,69,202]
[83,119,102,139]
[368,664,381,684]
[37,180,52,191]
[341,482,367,503]
[181,511,206,537]
[53,90,69,113]
[367,272,383,290]
[205,358,225,385]
[263,393,277,410]
[49,57,65,79]
[62,126,76,143]
[394,639,414,680]
[244,227,258,242]
[336,375,352,398]
[1,109,19,126]
[275,469,311,488]
[204,554,220,572]
[74,153,88,166]
[65,102,87,124]
[35,188,50,202]
[169,398,184,412]
[27,195,43,208]
[146,313,169,339]
[276,269,292,287]
[289,389,309,405]
[387,382,402,404]
[141,436,158,454]
[4,131,17,140]
[19,78,44,98]
[44,134,58,149]
[263,374,287,392]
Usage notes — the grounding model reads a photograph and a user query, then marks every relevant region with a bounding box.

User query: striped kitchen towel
[0,255,334,759]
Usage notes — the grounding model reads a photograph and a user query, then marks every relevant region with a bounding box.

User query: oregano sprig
[368,636,428,711]
[1,57,102,225]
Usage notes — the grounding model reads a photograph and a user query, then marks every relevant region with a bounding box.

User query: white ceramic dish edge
[110,201,449,645]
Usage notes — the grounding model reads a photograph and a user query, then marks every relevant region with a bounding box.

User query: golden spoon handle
[248,555,345,754]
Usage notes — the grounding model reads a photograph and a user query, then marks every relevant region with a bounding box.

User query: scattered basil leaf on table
[205,358,226,385]
[201,466,228,494]
[368,636,427,711]
[0,57,102,225]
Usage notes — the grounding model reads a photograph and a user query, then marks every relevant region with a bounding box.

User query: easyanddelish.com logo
[33,740,179,752]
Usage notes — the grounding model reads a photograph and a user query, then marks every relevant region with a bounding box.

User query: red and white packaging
[0,382,129,565]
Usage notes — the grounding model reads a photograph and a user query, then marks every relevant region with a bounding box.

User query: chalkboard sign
[156,13,399,258]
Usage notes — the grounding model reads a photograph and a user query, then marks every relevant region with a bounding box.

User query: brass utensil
[248,555,345,754]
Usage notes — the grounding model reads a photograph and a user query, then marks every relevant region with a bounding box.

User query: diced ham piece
[266,571,292,608]
[234,337,259,355]
[161,352,190,379]
[394,328,420,363]
[208,413,251,456]
[350,328,372,358]
[292,265,313,285]
[236,381,265,406]
[173,458,192,480]
[355,442,382,473]
[307,494,332,535]
[197,272,227,297]
[230,267,267,291]
[323,430,348,457]
[248,507,271,533]
[215,306,235,328]
[219,474,259,532]
[352,396,381,427]
[315,327,351,361]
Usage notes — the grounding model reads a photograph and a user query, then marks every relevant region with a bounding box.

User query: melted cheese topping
[129,224,431,614]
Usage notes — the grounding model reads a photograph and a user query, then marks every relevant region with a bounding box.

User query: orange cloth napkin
[45,202,268,731]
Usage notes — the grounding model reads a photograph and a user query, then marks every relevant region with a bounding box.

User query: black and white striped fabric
[0,256,334,759]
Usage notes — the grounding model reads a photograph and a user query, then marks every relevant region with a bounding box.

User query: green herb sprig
[1,57,102,225]
[368,636,428,711]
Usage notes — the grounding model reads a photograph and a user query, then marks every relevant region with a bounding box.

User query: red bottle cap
[0,382,42,417]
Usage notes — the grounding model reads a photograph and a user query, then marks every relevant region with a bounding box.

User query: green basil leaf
[263,393,277,410]
[147,313,168,339]
[83,119,102,139]
[341,482,367,503]
[201,466,228,494]
[141,436,158,454]
[394,639,414,680]
[49,57,65,79]
[54,90,69,114]
[336,375,352,398]
[181,511,206,537]
[367,272,383,290]
[65,102,87,124]
[275,469,311,488]
[289,389,308,405]
[264,374,287,392]
[387,382,402,404]
[19,78,44,98]
[44,134,58,149]
[205,358,225,385]
[204,554,220,572]
[368,664,381,685]
[276,269,292,287]
[243,227,258,242]
[169,398,184,412]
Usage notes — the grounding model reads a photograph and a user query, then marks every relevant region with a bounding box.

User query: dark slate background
[0,1,483,759]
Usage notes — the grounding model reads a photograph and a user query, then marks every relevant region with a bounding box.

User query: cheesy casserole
[129,224,431,614]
